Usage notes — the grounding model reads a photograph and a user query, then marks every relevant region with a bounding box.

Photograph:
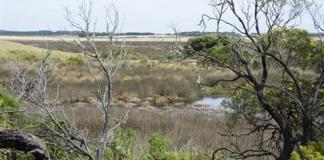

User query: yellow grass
[0,40,82,62]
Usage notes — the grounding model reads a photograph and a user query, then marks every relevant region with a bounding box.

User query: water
[194,97,228,109]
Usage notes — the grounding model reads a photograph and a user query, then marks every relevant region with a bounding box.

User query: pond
[194,97,229,109]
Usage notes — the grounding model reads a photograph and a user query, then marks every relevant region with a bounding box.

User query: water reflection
[194,97,228,109]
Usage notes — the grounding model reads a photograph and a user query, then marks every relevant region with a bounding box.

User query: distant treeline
[177,31,241,37]
[0,30,156,37]
[0,30,80,36]
[0,30,322,37]
[0,30,239,37]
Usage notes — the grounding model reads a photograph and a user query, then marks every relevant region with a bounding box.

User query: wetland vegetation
[0,0,323,160]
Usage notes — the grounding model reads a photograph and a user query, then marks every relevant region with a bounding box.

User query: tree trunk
[278,142,295,160]
[302,109,316,145]
[0,127,48,160]
[277,132,296,160]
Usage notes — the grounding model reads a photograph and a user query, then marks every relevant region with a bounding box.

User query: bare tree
[9,1,129,160]
[183,0,324,159]
[65,1,129,159]
[169,23,182,46]
[10,52,96,159]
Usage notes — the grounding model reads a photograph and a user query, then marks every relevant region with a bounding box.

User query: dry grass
[64,102,257,154]
[8,39,182,61]
[1,39,306,159]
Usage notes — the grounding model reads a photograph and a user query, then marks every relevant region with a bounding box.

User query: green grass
[0,86,20,110]
[63,55,83,66]
[0,40,83,65]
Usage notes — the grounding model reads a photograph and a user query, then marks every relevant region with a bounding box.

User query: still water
[194,97,228,109]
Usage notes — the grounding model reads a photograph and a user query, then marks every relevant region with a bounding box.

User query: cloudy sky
[0,0,319,33]
[0,0,213,33]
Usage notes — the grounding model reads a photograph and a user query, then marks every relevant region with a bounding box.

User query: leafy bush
[143,133,208,160]
[104,128,137,160]
[185,35,231,52]
[291,142,324,160]
[184,35,234,65]
[146,133,170,160]
[259,28,324,71]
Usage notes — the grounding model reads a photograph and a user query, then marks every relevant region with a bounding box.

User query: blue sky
[0,0,319,33]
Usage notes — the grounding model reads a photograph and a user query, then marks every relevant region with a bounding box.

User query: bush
[184,35,230,54]
[184,35,234,65]
[147,133,170,160]
[143,133,208,160]
[291,142,324,160]
[104,128,137,160]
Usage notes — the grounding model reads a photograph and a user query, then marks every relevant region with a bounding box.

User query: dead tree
[9,1,129,160]
[65,1,129,160]
[182,0,324,159]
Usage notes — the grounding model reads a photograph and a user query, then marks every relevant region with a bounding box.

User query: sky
[0,0,213,33]
[0,0,319,33]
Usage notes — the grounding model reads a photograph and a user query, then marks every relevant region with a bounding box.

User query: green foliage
[261,27,324,71]
[291,142,324,160]
[147,133,170,160]
[0,86,20,128]
[63,55,83,66]
[185,35,227,54]
[143,133,208,160]
[184,35,236,65]
[0,150,35,160]
[104,128,137,160]
[224,84,264,126]
[47,142,83,160]
[8,50,39,61]
[0,86,20,110]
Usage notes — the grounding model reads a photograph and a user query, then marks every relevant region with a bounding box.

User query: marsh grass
[0,40,317,159]
[11,40,179,61]
[62,103,260,156]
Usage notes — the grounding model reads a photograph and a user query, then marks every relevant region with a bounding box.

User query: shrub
[184,35,230,56]
[104,128,137,160]
[143,133,208,160]
[291,142,324,160]
[147,133,170,160]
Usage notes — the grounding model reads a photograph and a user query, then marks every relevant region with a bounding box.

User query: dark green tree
[184,0,324,159]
